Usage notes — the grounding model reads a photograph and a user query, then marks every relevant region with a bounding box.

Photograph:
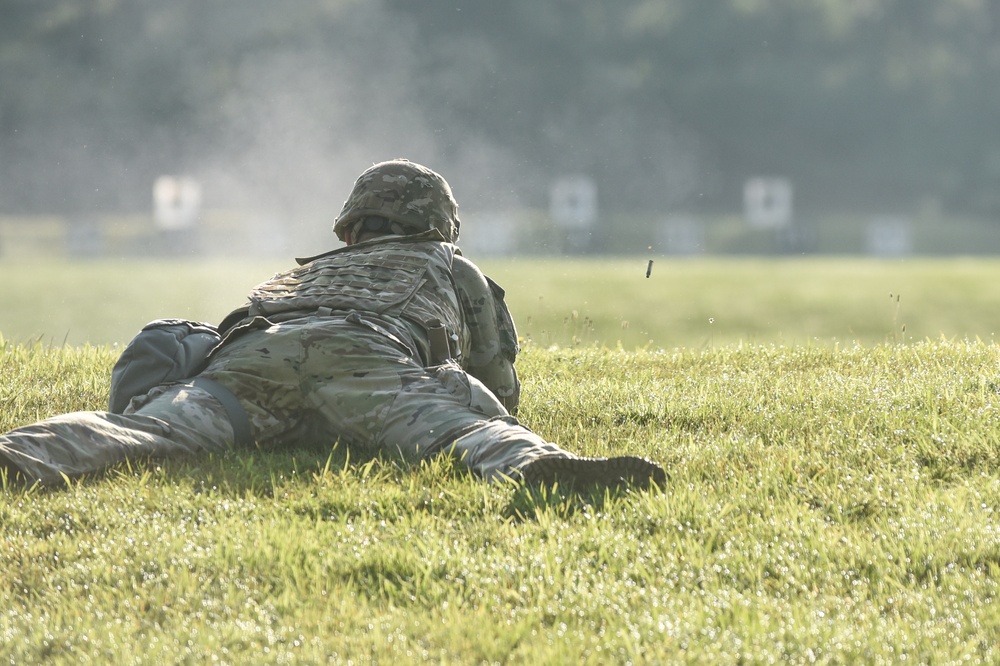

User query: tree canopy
[1,0,997,220]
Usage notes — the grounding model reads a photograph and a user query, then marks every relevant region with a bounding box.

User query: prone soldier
[0,160,665,492]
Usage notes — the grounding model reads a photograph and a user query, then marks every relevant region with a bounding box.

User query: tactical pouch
[107,320,253,448]
[426,318,452,364]
[485,276,520,362]
[109,319,220,413]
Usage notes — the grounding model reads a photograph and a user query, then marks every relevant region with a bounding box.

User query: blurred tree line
[0,0,997,221]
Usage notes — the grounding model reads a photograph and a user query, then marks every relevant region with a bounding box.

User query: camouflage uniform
[0,234,576,485]
[0,159,572,485]
[0,160,664,490]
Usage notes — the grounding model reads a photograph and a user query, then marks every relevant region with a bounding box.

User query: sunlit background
[1,1,998,259]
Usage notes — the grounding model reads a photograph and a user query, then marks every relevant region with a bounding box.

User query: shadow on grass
[4,442,661,526]
[135,440,389,497]
[0,439,376,497]
[504,482,652,522]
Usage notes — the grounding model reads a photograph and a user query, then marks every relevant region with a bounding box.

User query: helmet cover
[333,159,460,242]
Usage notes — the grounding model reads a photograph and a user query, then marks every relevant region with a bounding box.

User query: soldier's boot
[518,455,667,492]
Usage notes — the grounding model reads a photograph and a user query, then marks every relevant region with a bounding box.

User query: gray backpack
[108,319,251,446]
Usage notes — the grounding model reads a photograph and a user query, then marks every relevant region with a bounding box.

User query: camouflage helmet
[333,159,461,243]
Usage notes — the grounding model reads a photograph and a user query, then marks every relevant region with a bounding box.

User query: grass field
[4,256,1000,349]
[3,257,1000,663]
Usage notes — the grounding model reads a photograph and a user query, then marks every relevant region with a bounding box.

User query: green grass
[497,257,1000,349]
[5,257,1000,348]
[3,258,1000,663]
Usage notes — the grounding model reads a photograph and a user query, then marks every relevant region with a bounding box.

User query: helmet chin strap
[345,216,419,245]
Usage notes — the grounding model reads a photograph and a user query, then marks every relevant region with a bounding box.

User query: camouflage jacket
[219,230,521,412]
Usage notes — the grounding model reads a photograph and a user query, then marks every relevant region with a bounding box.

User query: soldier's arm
[452,255,521,414]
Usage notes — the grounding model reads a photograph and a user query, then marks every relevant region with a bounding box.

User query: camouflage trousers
[0,316,571,485]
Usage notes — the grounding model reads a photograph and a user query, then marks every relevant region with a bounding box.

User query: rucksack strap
[189,377,254,448]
